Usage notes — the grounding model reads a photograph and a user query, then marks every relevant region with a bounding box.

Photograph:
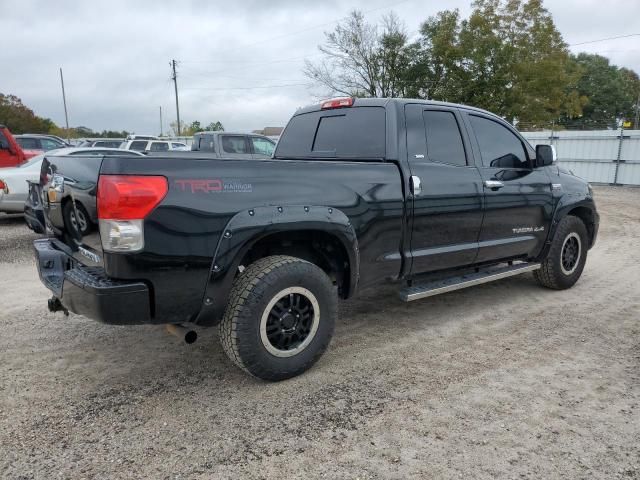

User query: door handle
[410,175,422,196]
[484,180,504,190]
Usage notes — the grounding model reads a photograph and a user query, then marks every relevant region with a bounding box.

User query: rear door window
[17,137,40,149]
[129,141,148,151]
[149,142,169,152]
[275,106,386,159]
[40,138,61,151]
[422,110,467,166]
[221,135,249,154]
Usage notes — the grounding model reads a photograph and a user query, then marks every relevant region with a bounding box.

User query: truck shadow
[52,272,546,389]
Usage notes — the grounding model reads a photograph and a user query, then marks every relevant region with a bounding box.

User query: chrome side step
[400,262,540,302]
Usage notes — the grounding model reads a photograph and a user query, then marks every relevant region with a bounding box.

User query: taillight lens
[97,175,167,252]
[98,175,167,220]
[0,179,6,192]
[320,97,354,109]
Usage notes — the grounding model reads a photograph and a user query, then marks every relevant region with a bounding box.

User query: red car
[0,125,39,167]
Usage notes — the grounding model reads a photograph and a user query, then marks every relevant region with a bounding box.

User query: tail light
[97,175,167,252]
[0,179,7,193]
[320,97,354,109]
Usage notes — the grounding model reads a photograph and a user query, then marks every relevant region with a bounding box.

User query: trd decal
[174,179,252,193]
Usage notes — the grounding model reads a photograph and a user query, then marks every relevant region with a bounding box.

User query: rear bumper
[34,238,152,324]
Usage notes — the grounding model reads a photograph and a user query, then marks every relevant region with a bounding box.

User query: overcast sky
[2,0,639,134]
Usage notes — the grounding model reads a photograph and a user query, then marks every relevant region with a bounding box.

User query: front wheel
[534,215,588,290]
[220,255,337,381]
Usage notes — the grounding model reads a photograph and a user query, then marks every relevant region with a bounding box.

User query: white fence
[522,129,640,186]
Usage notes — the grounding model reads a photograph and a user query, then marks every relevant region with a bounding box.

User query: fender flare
[194,205,359,325]
[538,192,597,260]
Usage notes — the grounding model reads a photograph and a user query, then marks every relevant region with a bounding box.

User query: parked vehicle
[77,139,124,149]
[0,125,31,167]
[0,147,142,223]
[44,135,73,147]
[1,154,45,213]
[191,131,275,158]
[120,139,189,152]
[32,98,599,381]
[124,134,158,142]
[15,134,69,152]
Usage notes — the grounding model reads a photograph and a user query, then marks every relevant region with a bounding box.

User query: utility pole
[159,106,163,137]
[59,67,70,142]
[171,59,181,136]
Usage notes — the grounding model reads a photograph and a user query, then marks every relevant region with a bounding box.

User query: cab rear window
[275,107,385,159]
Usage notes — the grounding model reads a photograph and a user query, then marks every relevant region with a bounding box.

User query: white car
[121,140,190,152]
[0,148,143,214]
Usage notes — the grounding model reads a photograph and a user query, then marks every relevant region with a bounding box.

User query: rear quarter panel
[100,156,405,324]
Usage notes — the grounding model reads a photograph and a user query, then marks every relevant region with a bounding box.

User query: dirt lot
[1,186,639,479]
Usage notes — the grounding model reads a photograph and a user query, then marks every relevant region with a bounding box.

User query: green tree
[189,120,202,133]
[413,0,583,126]
[205,121,224,131]
[304,1,611,127]
[563,53,640,128]
[0,93,57,133]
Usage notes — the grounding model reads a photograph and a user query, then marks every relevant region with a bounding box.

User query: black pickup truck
[32,97,599,380]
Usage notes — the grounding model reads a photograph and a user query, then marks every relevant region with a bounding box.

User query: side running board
[400,262,540,302]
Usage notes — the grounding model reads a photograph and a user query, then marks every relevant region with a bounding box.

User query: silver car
[0,148,143,214]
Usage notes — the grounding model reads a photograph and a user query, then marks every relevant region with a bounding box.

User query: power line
[182,83,308,91]
[569,33,640,46]
[183,0,414,59]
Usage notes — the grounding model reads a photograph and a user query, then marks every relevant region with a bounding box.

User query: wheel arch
[541,194,598,262]
[194,205,359,326]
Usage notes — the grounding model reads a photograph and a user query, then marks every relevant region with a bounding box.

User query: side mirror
[536,144,555,167]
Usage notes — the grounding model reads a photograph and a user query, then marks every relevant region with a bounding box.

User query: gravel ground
[1,186,639,479]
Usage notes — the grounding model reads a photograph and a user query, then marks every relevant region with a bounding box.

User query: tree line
[169,120,224,136]
[0,93,225,138]
[304,0,640,130]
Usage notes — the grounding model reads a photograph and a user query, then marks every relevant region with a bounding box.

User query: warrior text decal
[174,179,252,193]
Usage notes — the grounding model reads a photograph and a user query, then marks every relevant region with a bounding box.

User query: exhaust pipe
[165,324,197,344]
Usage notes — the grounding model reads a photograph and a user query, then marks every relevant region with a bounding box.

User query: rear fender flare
[195,205,359,325]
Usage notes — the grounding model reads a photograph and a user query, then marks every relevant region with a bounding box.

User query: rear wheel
[63,201,91,236]
[534,215,588,290]
[220,255,337,381]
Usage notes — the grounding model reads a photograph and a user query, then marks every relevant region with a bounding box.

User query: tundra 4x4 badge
[174,179,252,193]
[512,226,545,234]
